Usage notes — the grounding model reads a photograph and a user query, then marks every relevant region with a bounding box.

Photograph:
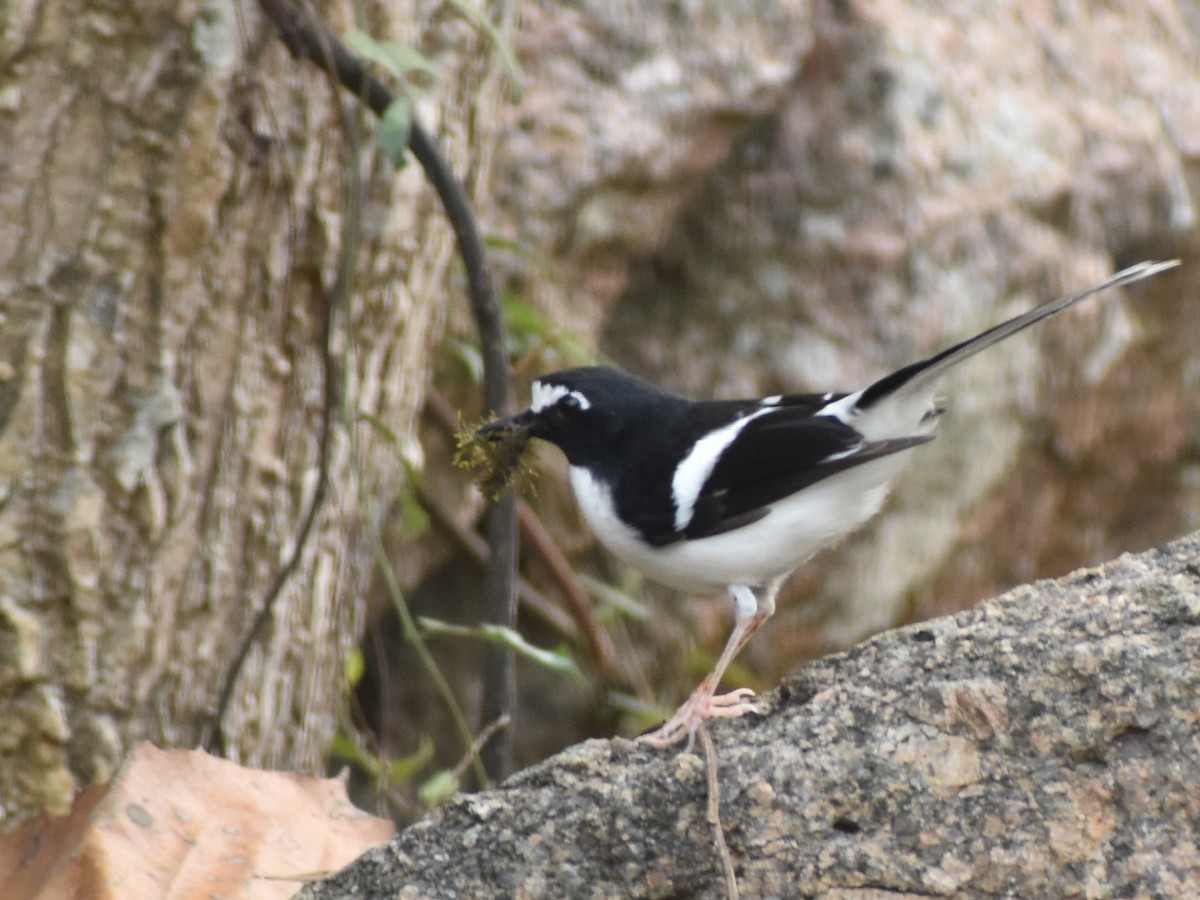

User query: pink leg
[640,583,776,750]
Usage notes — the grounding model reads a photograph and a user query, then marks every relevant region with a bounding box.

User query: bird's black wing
[612,393,926,547]
[611,395,828,548]
[682,403,930,541]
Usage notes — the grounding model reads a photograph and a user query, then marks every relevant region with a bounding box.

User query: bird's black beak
[475,409,536,441]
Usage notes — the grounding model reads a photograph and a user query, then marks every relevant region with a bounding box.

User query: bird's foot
[639,686,759,750]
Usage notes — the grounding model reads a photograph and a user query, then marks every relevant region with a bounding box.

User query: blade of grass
[444,0,525,99]
[420,616,585,683]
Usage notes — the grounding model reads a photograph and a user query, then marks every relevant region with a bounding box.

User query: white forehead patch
[761,395,783,406]
[530,381,592,413]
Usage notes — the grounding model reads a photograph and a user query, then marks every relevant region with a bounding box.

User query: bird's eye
[536,387,590,422]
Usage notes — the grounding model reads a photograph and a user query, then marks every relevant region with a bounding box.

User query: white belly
[569,449,916,594]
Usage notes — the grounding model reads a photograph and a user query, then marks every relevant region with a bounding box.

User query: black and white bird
[480,260,1178,747]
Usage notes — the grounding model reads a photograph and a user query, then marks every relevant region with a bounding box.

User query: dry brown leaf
[0,742,393,899]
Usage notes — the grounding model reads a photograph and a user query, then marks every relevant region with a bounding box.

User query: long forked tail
[857,259,1181,410]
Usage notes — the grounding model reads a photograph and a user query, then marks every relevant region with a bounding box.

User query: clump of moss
[453,418,537,500]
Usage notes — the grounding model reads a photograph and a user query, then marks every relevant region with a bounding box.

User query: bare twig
[453,714,512,785]
[699,725,740,900]
[413,483,577,639]
[516,501,618,680]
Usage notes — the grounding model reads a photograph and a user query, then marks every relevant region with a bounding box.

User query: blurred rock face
[487,0,1199,660]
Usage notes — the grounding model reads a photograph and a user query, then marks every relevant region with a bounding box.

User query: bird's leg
[640,582,778,750]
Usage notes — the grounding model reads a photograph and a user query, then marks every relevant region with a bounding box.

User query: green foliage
[419,616,585,683]
[376,99,414,167]
[343,29,438,80]
[502,291,593,367]
[343,647,366,689]
[356,410,402,447]
[442,288,594,385]
[443,338,484,385]
[329,730,436,791]
[327,11,560,819]
[606,690,671,731]
[342,28,438,168]
[577,572,650,622]
[343,11,524,168]
[436,235,595,385]
[418,769,460,807]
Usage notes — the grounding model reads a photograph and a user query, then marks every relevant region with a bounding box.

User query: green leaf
[386,736,436,785]
[444,0,525,100]
[503,292,555,338]
[446,339,484,384]
[377,98,413,167]
[357,412,429,533]
[328,730,374,771]
[343,648,366,689]
[400,488,430,534]
[356,411,425,475]
[607,690,671,730]
[419,769,460,806]
[419,617,585,682]
[480,624,584,682]
[328,730,436,788]
[500,292,595,366]
[418,616,481,639]
[344,29,438,80]
[483,234,536,258]
[577,573,650,621]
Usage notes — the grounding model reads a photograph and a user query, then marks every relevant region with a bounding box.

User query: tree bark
[300,533,1200,898]
[0,0,506,825]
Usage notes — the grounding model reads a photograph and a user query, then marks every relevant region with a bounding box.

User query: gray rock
[300,533,1200,898]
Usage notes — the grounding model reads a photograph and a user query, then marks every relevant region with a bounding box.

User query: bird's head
[475,366,683,470]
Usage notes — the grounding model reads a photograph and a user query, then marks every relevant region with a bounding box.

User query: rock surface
[301,533,1200,898]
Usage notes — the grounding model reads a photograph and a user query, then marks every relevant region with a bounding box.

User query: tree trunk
[0,0,507,826]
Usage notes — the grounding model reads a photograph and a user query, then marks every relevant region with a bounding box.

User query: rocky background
[2,0,1198,894]
[381,0,1199,792]
[2,0,1197,873]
